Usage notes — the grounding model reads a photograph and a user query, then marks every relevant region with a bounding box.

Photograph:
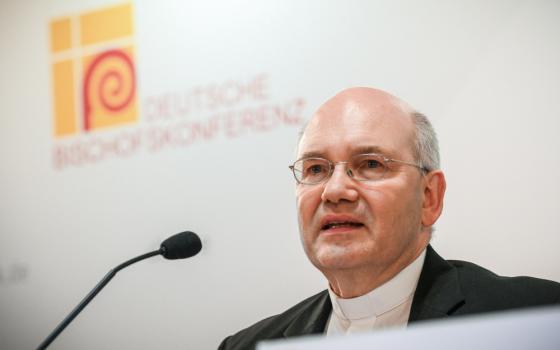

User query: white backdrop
[1,1,559,349]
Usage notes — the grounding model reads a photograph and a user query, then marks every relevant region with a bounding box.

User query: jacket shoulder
[219,290,329,350]
[449,259,560,313]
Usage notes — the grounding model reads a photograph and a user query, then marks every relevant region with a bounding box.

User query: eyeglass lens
[293,154,389,184]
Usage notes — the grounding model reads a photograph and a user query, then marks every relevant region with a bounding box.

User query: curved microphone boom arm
[37,231,202,350]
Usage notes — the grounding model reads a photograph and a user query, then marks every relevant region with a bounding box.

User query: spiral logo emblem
[83,49,137,131]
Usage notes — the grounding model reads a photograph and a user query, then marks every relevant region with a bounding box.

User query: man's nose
[320,164,359,204]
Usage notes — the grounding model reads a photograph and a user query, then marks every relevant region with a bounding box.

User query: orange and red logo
[49,3,137,137]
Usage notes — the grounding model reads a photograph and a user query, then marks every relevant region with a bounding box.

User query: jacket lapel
[282,290,332,337]
[409,245,465,322]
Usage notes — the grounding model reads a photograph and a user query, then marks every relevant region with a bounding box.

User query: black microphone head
[160,231,202,259]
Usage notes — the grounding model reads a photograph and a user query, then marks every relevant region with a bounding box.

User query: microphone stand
[37,249,162,350]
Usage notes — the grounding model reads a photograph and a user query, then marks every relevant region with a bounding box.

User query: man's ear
[421,170,446,227]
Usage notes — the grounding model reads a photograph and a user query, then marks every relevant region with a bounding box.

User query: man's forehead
[298,87,416,157]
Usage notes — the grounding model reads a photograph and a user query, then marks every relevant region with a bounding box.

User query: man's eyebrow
[352,145,389,155]
[298,151,325,159]
[298,146,394,160]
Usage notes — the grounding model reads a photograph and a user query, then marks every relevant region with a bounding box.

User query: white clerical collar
[328,249,426,320]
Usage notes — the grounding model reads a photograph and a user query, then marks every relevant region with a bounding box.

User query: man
[219,87,560,350]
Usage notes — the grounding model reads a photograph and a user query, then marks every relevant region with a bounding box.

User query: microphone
[37,231,202,350]
[161,231,202,259]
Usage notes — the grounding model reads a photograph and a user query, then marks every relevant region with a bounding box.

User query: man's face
[296,88,428,277]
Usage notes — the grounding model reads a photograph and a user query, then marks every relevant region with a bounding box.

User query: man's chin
[311,245,367,271]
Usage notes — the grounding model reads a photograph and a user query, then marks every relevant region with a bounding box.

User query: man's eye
[366,159,382,168]
[354,156,388,180]
[308,164,325,174]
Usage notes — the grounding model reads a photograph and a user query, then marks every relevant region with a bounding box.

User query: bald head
[298,87,440,171]
[315,87,414,121]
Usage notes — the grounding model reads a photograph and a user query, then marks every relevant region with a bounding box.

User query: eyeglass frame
[288,153,430,185]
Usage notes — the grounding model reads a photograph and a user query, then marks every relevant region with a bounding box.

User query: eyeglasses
[289,153,428,185]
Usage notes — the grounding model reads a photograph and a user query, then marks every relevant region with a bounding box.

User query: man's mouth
[321,221,364,231]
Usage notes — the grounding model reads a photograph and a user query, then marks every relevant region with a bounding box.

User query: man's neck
[325,245,427,299]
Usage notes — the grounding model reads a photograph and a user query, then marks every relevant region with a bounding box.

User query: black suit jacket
[219,246,560,350]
